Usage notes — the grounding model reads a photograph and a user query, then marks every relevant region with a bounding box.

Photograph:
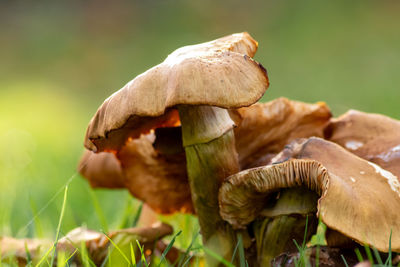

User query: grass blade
[230,238,240,264]
[25,241,32,265]
[117,196,135,229]
[182,254,195,267]
[354,248,364,262]
[130,243,136,266]
[340,254,349,267]
[178,231,199,267]
[132,203,143,227]
[50,185,69,267]
[136,240,149,267]
[237,233,246,267]
[372,247,383,265]
[158,230,182,266]
[29,197,44,238]
[385,230,392,266]
[35,245,54,267]
[203,246,235,267]
[103,232,131,265]
[88,188,109,233]
[63,249,78,266]
[364,245,374,264]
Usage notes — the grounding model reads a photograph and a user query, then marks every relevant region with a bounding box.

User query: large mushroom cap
[219,137,400,252]
[85,32,268,152]
[325,109,400,179]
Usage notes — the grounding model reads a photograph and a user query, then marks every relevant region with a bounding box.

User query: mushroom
[0,222,173,266]
[79,98,331,215]
[83,32,269,262]
[325,109,400,178]
[58,222,173,265]
[219,137,400,266]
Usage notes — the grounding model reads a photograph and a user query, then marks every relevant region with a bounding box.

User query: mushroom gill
[219,137,400,253]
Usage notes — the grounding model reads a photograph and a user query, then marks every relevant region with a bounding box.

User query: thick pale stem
[178,105,239,265]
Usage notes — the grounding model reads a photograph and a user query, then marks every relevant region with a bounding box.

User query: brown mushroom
[325,109,400,179]
[58,222,173,265]
[83,32,269,262]
[79,98,331,215]
[219,137,400,265]
[0,222,174,266]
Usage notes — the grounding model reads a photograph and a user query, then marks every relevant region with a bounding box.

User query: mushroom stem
[253,188,318,267]
[178,105,239,265]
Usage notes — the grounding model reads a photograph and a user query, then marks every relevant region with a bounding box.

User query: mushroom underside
[219,137,400,253]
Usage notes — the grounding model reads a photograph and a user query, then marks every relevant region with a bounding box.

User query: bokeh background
[1,0,399,247]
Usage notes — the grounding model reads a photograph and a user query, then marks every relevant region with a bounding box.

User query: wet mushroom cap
[219,137,400,252]
[84,32,268,152]
[325,109,400,179]
[78,149,125,188]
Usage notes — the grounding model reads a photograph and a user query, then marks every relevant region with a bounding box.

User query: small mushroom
[219,137,400,265]
[83,32,269,262]
[325,109,400,179]
[58,222,173,265]
[0,223,174,266]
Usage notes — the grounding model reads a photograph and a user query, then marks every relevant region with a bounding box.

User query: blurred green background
[1,0,399,245]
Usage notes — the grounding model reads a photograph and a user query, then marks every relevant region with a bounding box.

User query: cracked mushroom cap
[219,137,400,252]
[325,109,400,179]
[84,32,269,152]
[78,149,125,188]
[230,97,332,169]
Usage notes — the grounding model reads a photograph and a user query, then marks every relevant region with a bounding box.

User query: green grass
[1,1,400,266]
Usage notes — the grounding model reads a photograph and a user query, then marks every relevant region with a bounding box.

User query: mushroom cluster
[77,32,399,266]
[0,222,176,266]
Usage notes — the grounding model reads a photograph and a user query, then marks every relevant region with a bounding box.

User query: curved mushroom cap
[231,97,332,169]
[78,149,125,188]
[118,133,193,214]
[219,137,400,252]
[85,32,269,152]
[325,109,400,179]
